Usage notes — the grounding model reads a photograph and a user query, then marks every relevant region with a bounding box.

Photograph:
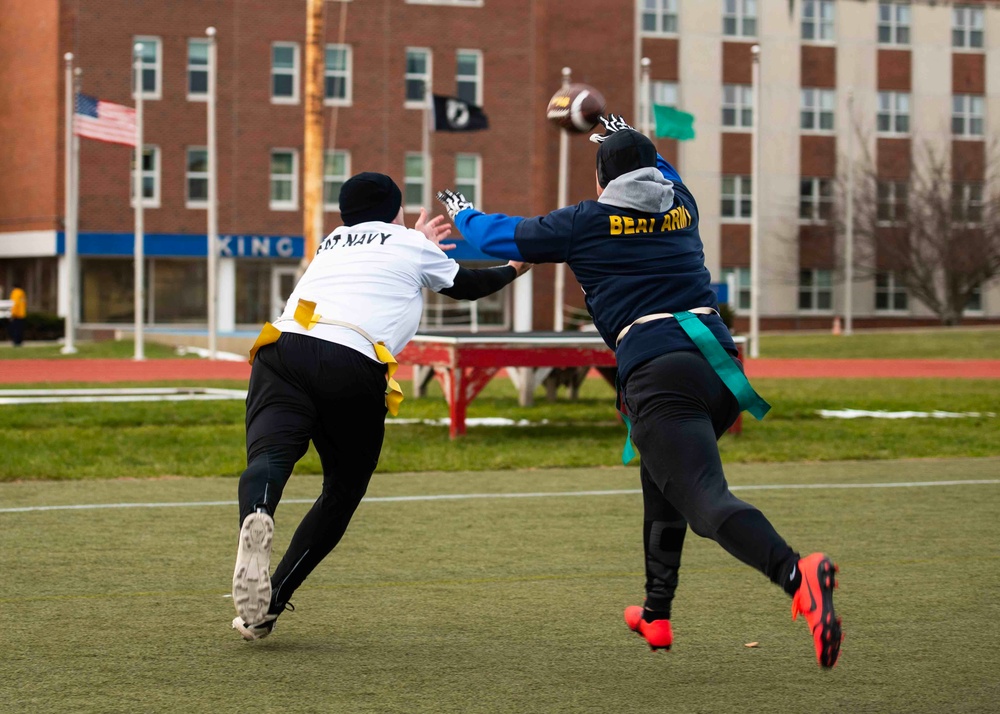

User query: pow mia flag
[432,94,489,132]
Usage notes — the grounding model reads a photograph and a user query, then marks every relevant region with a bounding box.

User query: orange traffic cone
[832,316,842,335]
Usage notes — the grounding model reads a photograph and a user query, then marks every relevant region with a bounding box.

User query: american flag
[74,93,136,146]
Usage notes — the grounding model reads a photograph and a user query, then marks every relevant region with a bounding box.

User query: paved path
[1,357,999,384]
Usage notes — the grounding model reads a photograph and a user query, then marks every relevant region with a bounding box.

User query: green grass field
[757,328,1000,359]
[0,339,190,360]
[2,458,998,713]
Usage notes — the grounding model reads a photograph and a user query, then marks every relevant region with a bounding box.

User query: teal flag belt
[617,311,770,464]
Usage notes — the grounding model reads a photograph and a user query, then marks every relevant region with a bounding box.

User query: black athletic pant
[623,350,799,619]
[9,318,24,346]
[237,333,388,608]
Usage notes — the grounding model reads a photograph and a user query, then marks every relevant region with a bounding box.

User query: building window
[186,147,209,208]
[720,267,752,311]
[647,81,678,128]
[130,145,160,208]
[877,181,908,225]
[187,39,209,101]
[952,182,984,224]
[641,0,678,36]
[455,154,481,207]
[723,0,757,38]
[404,153,426,210]
[270,149,298,211]
[965,284,983,314]
[721,176,752,220]
[323,150,351,211]
[875,271,908,312]
[456,50,483,106]
[271,43,300,104]
[952,94,985,137]
[722,84,753,128]
[799,178,834,222]
[877,91,910,135]
[953,5,985,50]
[802,0,835,42]
[878,1,911,45]
[405,48,431,106]
[798,269,833,312]
[801,88,835,132]
[132,36,162,100]
[323,44,352,105]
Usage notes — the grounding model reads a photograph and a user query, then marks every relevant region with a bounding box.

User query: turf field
[2,458,998,713]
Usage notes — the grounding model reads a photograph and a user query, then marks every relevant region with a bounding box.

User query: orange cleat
[624,605,673,651]
[791,553,843,669]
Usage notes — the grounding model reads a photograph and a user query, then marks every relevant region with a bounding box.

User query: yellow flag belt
[248,299,404,416]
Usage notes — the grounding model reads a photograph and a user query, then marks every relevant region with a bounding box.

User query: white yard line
[0,479,997,514]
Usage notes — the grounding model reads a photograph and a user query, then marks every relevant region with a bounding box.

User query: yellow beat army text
[608,205,692,236]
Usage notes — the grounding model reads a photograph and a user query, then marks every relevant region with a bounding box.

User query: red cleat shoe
[791,553,843,669]
[624,605,673,651]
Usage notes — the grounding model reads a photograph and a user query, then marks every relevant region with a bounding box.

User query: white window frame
[456,49,483,106]
[722,84,753,130]
[720,267,752,311]
[270,149,299,211]
[324,44,352,107]
[404,152,427,211]
[132,36,162,101]
[187,38,209,102]
[721,175,752,222]
[877,181,908,226]
[799,177,834,223]
[878,1,911,46]
[952,94,985,137]
[875,271,909,313]
[647,81,678,128]
[952,182,984,225]
[953,5,985,51]
[455,154,482,210]
[641,0,679,37]
[130,145,160,209]
[877,91,910,136]
[185,146,209,209]
[323,149,351,212]
[723,0,757,39]
[800,88,836,133]
[798,268,834,313]
[271,42,300,105]
[801,0,835,43]
[405,48,432,108]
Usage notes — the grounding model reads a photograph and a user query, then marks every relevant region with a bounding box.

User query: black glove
[589,114,636,144]
[435,189,475,218]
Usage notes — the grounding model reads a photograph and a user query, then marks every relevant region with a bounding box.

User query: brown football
[546,83,606,133]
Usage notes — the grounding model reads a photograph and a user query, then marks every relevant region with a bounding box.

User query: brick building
[1,0,998,335]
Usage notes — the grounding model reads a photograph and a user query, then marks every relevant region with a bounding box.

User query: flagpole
[133,42,145,361]
[640,57,652,138]
[554,66,571,333]
[844,88,855,336]
[749,44,761,359]
[61,53,78,354]
[423,75,432,212]
[206,27,219,359]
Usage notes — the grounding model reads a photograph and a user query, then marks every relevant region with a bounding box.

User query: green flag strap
[673,311,770,420]
[620,412,636,466]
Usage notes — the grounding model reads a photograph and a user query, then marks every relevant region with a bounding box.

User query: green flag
[653,104,696,141]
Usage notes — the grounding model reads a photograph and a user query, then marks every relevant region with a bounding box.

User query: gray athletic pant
[238,333,388,608]
[623,350,798,617]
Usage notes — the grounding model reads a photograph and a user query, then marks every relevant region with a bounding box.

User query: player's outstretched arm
[435,189,526,261]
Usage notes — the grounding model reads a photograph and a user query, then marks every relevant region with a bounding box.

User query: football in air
[546,83,606,133]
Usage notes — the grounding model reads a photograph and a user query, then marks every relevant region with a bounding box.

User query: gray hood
[597,167,675,214]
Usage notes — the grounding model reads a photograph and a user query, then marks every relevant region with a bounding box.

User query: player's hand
[507,261,532,277]
[589,114,636,144]
[435,189,474,219]
[413,207,456,251]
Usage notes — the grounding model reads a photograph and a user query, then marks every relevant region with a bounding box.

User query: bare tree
[838,140,1000,325]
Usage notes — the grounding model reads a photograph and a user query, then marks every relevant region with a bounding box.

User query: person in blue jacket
[436,115,842,668]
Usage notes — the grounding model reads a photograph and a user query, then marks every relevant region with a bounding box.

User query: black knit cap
[339,172,403,226]
[596,129,658,188]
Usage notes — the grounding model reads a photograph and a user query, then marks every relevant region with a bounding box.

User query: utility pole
[302,0,325,267]
[554,66,571,332]
[749,44,761,358]
[844,89,855,336]
[206,26,219,359]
